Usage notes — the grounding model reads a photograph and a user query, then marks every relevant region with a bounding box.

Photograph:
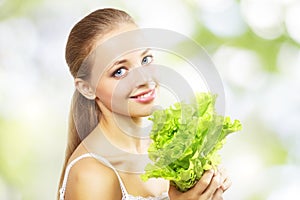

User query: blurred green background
[0,0,299,199]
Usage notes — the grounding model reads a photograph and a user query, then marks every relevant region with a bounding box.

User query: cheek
[95,80,114,108]
[95,79,130,112]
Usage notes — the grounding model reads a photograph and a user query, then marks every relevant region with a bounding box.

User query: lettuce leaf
[141,93,242,192]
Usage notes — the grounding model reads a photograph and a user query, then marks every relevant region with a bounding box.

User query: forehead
[92,47,150,72]
[92,24,146,66]
[87,25,150,84]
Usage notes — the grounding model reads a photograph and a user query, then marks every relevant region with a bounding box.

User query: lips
[130,89,156,103]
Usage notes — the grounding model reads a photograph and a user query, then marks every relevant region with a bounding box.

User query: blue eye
[113,67,127,78]
[141,55,153,65]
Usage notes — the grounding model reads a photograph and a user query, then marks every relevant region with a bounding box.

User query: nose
[133,66,156,88]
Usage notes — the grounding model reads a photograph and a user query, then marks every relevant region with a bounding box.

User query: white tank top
[59,153,169,200]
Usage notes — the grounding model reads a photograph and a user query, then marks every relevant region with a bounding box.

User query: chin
[129,107,155,118]
[130,111,152,118]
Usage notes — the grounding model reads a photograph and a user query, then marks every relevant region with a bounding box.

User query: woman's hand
[218,165,231,193]
[168,167,231,200]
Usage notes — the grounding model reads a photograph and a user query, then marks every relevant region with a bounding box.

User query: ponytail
[57,90,99,199]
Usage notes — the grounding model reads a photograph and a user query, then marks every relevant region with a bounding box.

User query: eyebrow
[109,48,151,69]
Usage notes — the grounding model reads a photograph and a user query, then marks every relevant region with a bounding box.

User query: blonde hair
[57,8,135,198]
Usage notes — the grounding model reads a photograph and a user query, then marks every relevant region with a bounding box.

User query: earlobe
[74,78,96,100]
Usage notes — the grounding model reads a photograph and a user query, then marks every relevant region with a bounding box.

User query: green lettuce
[141,93,242,192]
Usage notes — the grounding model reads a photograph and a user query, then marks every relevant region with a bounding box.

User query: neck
[98,102,151,154]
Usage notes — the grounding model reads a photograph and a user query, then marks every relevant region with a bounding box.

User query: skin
[65,23,231,200]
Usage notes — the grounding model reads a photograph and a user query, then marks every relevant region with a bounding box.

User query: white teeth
[138,91,151,99]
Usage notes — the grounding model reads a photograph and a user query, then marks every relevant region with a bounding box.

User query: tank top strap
[59,153,128,200]
[90,153,129,197]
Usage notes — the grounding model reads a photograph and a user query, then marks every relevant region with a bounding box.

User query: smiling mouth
[130,89,156,103]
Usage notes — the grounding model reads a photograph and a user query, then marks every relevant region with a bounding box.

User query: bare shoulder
[64,155,122,200]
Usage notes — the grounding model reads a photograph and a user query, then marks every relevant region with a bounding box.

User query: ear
[74,78,96,100]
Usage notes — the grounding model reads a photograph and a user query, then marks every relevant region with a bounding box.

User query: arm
[64,157,122,200]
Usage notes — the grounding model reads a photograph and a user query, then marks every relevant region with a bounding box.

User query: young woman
[58,8,231,200]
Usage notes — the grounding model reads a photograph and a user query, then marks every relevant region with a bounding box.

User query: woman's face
[93,24,158,118]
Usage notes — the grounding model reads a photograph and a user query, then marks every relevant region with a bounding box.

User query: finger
[212,188,223,200]
[217,165,227,183]
[217,166,231,190]
[168,184,182,198]
[190,170,215,195]
[221,177,232,192]
[169,184,194,200]
[201,174,222,199]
